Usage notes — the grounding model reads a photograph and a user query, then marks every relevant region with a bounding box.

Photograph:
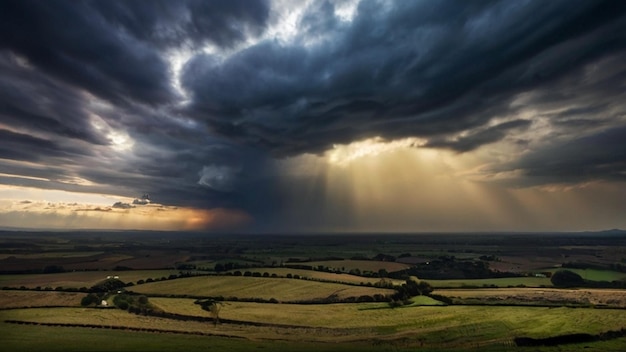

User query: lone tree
[195,299,224,325]
[551,270,584,287]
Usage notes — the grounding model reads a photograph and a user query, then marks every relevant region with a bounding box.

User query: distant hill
[585,229,626,236]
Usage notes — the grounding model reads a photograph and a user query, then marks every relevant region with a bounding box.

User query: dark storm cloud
[92,0,270,49]
[0,52,107,145]
[182,0,626,156]
[0,129,60,162]
[503,126,626,185]
[0,0,270,107]
[0,0,272,211]
[1,0,625,230]
[425,120,532,153]
[0,0,171,106]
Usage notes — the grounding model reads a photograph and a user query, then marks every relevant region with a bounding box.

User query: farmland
[1,230,626,351]
[0,270,183,289]
[130,275,395,302]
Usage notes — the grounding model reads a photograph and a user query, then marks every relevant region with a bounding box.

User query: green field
[2,232,626,351]
[130,276,394,302]
[0,321,379,352]
[2,304,626,351]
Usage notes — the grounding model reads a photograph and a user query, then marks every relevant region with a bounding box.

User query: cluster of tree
[80,293,104,307]
[213,262,257,272]
[515,328,626,347]
[112,293,151,311]
[563,261,626,274]
[135,272,195,285]
[391,256,519,280]
[551,270,626,288]
[230,271,279,278]
[390,279,433,304]
[90,278,127,293]
[373,253,396,262]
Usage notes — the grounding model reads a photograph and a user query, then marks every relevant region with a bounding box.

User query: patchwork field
[130,275,394,302]
[2,231,626,351]
[0,270,183,289]
[3,304,626,351]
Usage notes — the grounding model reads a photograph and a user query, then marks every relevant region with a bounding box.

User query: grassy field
[0,322,392,352]
[0,290,83,308]
[427,276,552,288]
[435,288,626,307]
[2,304,626,351]
[0,270,183,289]
[130,276,394,301]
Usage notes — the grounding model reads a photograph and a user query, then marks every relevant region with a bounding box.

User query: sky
[0,0,625,233]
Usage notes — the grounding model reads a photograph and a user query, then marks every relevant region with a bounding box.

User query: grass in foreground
[2,305,626,352]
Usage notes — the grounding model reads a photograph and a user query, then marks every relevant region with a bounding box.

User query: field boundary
[3,319,245,338]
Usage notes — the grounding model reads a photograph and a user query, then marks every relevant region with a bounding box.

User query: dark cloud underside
[0,0,624,230]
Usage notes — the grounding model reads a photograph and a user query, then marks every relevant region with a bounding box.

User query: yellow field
[435,288,626,307]
[4,303,626,347]
[130,276,394,302]
[150,298,624,334]
[0,290,83,308]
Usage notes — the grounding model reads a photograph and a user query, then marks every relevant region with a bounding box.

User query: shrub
[80,293,99,307]
[551,270,584,287]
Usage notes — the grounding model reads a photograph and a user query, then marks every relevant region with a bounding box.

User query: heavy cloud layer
[0,0,625,230]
